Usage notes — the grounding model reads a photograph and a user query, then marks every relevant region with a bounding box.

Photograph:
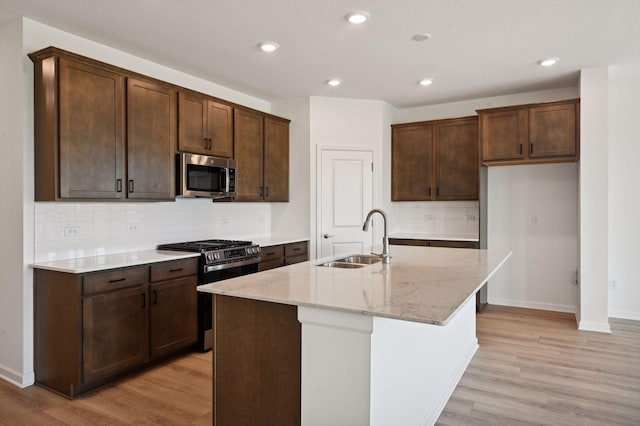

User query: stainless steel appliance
[177,153,236,199]
[157,239,261,351]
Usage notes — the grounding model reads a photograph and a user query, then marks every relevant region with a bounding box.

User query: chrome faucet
[362,208,390,264]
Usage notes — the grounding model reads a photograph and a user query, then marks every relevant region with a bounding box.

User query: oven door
[197,262,259,351]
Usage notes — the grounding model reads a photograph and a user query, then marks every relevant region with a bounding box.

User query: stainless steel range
[157,239,261,351]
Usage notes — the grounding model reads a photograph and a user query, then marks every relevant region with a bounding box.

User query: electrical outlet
[466,214,476,222]
[64,226,80,237]
[609,279,617,290]
[257,216,265,223]
[425,214,435,222]
[127,223,140,232]
[221,217,230,227]
[531,215,538,226]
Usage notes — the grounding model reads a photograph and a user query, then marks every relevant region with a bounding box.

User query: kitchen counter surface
[251,235,310,247]
[30,250,200,274]
[389,232,479,242]
[199,245,510,325]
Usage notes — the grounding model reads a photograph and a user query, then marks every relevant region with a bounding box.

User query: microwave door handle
[220,168,227,192]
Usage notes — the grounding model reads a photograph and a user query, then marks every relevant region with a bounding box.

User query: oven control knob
[207,253,213,261]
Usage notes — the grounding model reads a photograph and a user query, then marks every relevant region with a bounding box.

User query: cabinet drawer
[429,240,479,249]
[260,245,284,261]
[285,242,307,258]
[259,258,285,272]
[285,254,308,265]
[83,266,148,296]
[150,258,198,282]
[389,238,429,247]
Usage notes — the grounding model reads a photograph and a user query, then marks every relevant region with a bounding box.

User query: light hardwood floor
[1,306,639,425]
[438,305,640,426]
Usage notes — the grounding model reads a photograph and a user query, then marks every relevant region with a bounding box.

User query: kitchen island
[198,245,511,426]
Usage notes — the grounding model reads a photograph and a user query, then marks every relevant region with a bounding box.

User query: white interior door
[319,149,374,258]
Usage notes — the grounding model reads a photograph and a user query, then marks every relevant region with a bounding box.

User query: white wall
[608,59,640,320]
[487,164,579,311]
[578,68,610,332]
[271,98,311,240]
[0,18,33,387]
[309,97,388,258]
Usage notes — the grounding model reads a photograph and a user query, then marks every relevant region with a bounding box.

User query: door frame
[315,145,377,259]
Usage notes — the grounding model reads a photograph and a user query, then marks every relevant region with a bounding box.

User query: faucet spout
[362,208,390,264]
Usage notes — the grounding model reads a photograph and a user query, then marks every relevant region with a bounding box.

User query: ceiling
[1,0,639,108]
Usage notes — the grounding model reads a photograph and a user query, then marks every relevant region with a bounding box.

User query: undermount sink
[337,255,382,265]
[317,254,382,268]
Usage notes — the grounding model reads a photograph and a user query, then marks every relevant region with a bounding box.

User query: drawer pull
[108,278,126,283]
[169,268,183,273]
[266,252,275,256]
[141,293,146,308]
[153,290,158,305]
[293,248,301,251]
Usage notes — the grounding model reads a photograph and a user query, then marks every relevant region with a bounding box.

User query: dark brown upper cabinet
[178,90,233,158]
[29,47,176,201]
[127,78,176,200]
[234,108,290,202]
[392,116,479,201]
[478,99,579,166]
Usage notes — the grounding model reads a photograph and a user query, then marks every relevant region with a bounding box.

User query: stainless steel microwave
[177,153,236,199]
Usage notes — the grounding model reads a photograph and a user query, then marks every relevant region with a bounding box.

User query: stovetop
[158,239,253,253]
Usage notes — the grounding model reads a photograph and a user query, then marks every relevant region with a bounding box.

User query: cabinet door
[234,108,264,201]
[435,117,479,200]
[392,124,433,201]
[59,58,125,199]
[480,109,527,162]
[206,101,234,158]
[529,102,577,159]
[264,116,290,201]
[127,78,176,200]
[82,286,148,384]
[150,276,197,359]
[178,91,208,154]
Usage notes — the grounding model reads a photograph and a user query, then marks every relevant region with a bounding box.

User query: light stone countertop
[251,235,310,247]
[389,232,479,242]
[30,250,200,274]
[198,245,511,325]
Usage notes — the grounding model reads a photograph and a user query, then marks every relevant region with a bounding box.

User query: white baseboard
[0,364,35,388]
[421,339,479,426]
[609,309,640,321]
[488,298,576,314]
[578,320,612,333]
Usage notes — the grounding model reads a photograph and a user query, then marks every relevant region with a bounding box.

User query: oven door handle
[204,257,260,273]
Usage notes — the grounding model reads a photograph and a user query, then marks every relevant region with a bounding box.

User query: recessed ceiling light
[346,11,369,24]
[419,78,434,86]
[259,42,280,53]
[412,33,431,42]
[538,57,559,67]
[327,79,342,87]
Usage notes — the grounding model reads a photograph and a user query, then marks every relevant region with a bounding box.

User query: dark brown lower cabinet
[150,276,197,359]
[258,241,309,271]
[214,295,301,426]
[83,286,149,384]
[34,258,198,398]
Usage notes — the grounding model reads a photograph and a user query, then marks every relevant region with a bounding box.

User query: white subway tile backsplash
[390,201,480,238]
[33,199,272,262]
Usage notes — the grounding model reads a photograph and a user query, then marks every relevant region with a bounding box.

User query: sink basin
[317,254,382,268]
[336,255,382,265]
[317,261,367,269]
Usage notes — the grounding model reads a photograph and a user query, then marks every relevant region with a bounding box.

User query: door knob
[323,233,335,239]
